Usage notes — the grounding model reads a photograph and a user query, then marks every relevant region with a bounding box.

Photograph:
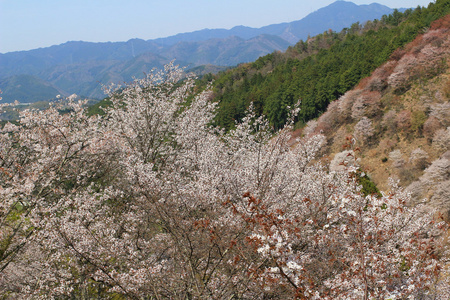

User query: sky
[0,0,434,53]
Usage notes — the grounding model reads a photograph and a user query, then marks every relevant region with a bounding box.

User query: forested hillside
[209,0,450,130]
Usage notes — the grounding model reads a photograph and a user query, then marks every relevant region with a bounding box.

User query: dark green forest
[204,0,450,130]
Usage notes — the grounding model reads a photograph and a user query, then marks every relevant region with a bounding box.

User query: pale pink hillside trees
[0,98,119,296]
[354,117,374,144]
[0,98,108,268]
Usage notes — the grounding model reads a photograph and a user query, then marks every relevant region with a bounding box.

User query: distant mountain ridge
[154,1,396,45]
[0,75,60,103]
[0,1,400,102]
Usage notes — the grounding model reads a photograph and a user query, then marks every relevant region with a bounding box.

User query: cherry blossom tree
[432,127,450,151]
[353,117,374,144]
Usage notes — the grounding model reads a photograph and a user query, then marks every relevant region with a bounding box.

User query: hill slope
[304,14,450,217]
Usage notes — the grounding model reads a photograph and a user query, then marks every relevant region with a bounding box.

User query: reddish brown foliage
[395,110,412,131]
[390,48,407,62]
[402,14,450,55]
[430,14,450,31]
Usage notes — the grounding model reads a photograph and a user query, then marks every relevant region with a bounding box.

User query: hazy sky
[0,0,434,53]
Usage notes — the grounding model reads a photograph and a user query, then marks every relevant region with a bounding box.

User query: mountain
[274,1,396,43]
[159,35,291,66]
[0,75,60,103]
[0,1,400,102]
[39,52,175,98]
[151,1,395,45]
[0,34,291,100]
